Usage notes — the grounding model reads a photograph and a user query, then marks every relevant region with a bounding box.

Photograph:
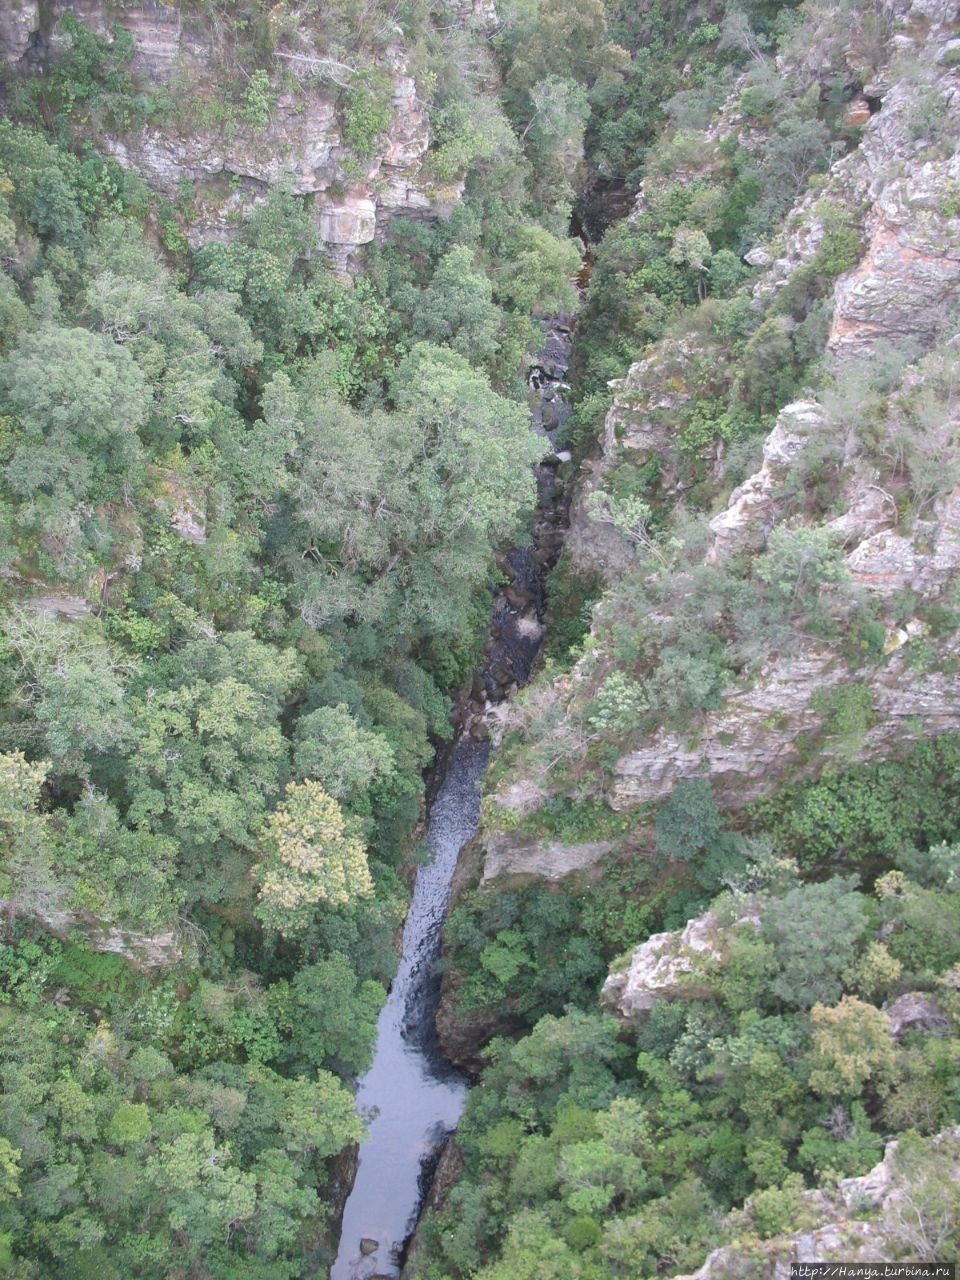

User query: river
[329,318,574,1280]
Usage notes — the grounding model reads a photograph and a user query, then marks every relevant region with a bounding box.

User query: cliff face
[477,0,960,859]
[668,1129,960,1280]
[4,2,450,262]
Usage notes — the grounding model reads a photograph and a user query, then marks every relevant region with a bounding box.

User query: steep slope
[0,0,467,264]
[480,0,960,844]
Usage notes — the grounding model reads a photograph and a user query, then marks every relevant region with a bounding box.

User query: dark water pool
[329,738,490,1280]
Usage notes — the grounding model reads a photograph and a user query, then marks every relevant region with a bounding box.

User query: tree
[474,1208,592,1280]
[654,779,723,863]
[255,781,374,934]
[145,1130,258,1248]
[268,953,385,1076]
[883,1131,960,1259]
[3,610,134,778]
[755,525,850,608]
[412,246,503,364]
[808,996,897,1098]
[292,703,395,804]
[494,225,580,315]
[2,323,148,505]
[127,672,289,905]
[762,877,868,1009]
[292,344,543,646]
[0,751,66,923]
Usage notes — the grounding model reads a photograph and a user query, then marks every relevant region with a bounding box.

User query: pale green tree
[255,781,374,934]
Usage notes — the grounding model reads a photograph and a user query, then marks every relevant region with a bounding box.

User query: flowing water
[329,319,574,1280]
[329,738,488,1280]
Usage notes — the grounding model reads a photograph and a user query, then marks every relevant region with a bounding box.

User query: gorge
[0,0,958,1277]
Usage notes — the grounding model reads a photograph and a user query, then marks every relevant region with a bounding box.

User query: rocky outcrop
[84,923,182,967]
[883,991,949,1039]
[0,900,182,967]
[708,401,825,562]
[610,626,960,811]
[0,1,38,64]
[481,830,613,883]
[602,906,760,1020]
[15,4,446,257]
[668,1129,960,1280]
[566,339,700,578]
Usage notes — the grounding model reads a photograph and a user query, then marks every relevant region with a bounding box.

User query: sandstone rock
[23,3,444,257]
[87,925,182,967]
[744,243,773,267]
[848,489,960,595]
[318,196,378,246]
[610,624,960,811]
[0,901,182,966]
[0,0,38,64]
[481,831,613,883]
[565,459,636,577]
[843,96,873,128]
[708,400,823,561]
[825,480,898,546]
[171,504,207,545]
[29,593,93,620]
[882,990,949,1038]
[444,0,500,32]
[602,906,760,1020]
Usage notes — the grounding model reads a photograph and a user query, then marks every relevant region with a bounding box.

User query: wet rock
[360,1238,378,1256]
[503,584,535,609]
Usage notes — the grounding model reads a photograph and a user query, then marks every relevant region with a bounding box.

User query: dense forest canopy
[0,0,957,1275]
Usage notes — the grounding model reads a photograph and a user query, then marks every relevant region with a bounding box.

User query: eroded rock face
[0,1,38,64]
[481,830,613,883]
[830,163,960,357]
[827,1,960,358]
[18,5,442,257]
[602,907,760,1020]
[611,628,960,812]
[708,401,824,562]
[669,1130,960,1280]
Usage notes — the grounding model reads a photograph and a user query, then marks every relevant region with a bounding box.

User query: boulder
[882,991,949,1039]
[602,906,761,1020]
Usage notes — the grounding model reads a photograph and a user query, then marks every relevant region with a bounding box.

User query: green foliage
[255,780,374,934]
[2,323,148,508]
[812,684,876,759]
[444,885,608,1024]
[1,9,957,1277]
[749,735,960,868]
[654,781,718,864]
[15,14,143,135]
[761,876,868,1009]
[340,76,394,157]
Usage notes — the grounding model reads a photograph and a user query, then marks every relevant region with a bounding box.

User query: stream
[329,318,574,1280]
